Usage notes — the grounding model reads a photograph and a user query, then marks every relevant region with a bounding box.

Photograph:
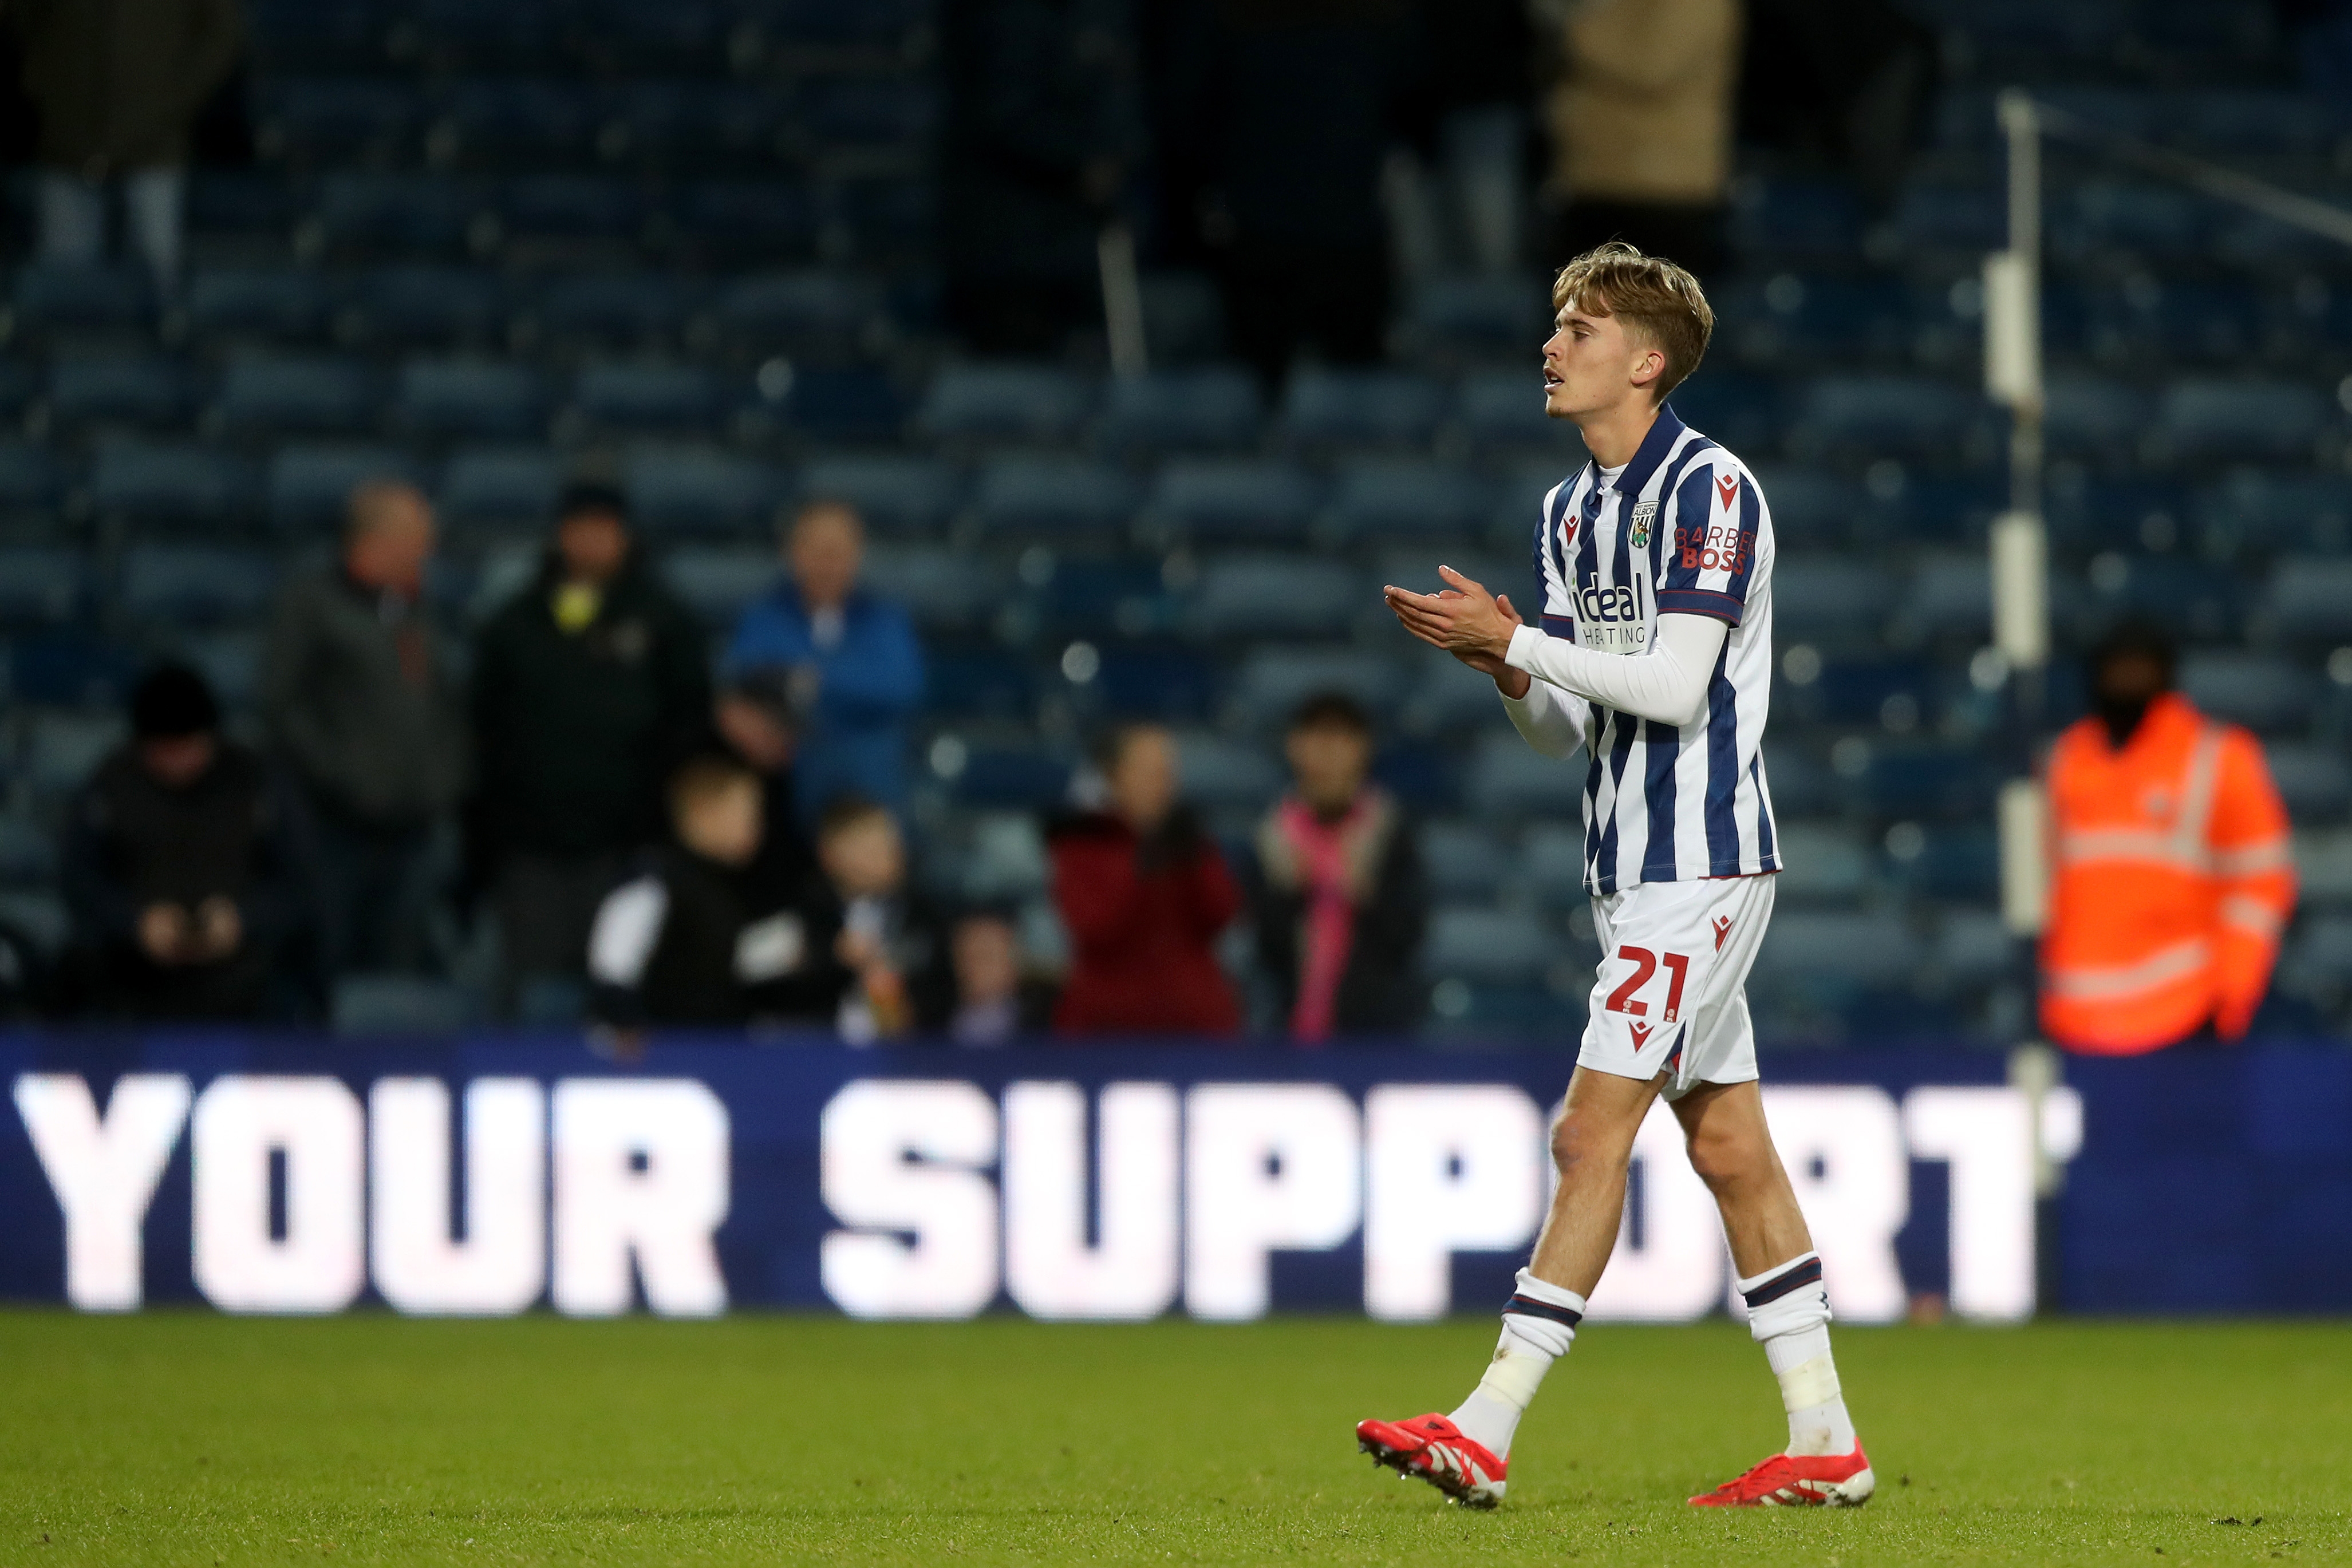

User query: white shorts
[1577,873,1776,1100]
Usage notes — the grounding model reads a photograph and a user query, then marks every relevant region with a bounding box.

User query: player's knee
[1548,1107,1629,1179]
[1684,1120,1766,1192]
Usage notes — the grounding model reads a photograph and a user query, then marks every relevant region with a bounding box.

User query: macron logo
[1628,1021,1653,1048]
[1712,915,1734,952]
[1715,473,1740,511]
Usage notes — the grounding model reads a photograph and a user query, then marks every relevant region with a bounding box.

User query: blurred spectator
[1179,0,1416,384]
[1390,0,1533,279]
[586,754,842,1030]
[262,479,467,975]
[11,0,243,294]
[471,481,712,1014]
[946,907,1057,1043]
[1545,0,1738,279]
[2041,623,2296,1054]
[713,670,819,888]
[1250,693,1427,1040]
[60,664,320,1021]
[726,500,925,832]
[941,0,1146,355]
[1050,724,1241,1035]
[815,797,951,1042]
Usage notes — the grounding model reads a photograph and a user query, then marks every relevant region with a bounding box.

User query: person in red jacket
[1049,724,1242,1036]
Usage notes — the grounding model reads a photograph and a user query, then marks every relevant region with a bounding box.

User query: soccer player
[1363,242,1871,1510]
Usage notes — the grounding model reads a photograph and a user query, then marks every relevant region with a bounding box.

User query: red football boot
[1355,1413,1508,1508]
[1688,1443,1875,1507]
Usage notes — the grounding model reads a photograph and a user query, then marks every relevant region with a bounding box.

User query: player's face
[1542,305,1653,420]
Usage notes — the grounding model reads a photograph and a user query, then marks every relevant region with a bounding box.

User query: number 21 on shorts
[1605,946,1690,1024]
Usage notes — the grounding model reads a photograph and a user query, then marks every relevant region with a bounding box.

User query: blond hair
[1550,242,1714,402]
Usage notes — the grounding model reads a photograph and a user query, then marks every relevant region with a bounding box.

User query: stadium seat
[1897,553,1991,645]
[1420,819,1513,902]
[622,447,780,535]
[45,353,194,432]
[255,76,419,164]
[11,264,152,339]
[1278,368,1446,450]
[1454,370,1583,458]
[184,268,337,347]
[0,808,55,886]
[1730,177,1865,263]
[119,546,278,627]
[1771,820,1874,902]
[340,265,507,349]
[917,364,1089,446]
[1797,657,1941,732]
[2264,742,2351,824]
[1402,653,1514,735]
[1520,823,1588,910]
[764,0,933,50]
[171,628,266,712]
[797,455,961,537]
[1791,375,1984,461]
[89,441,259,530]
[2057,181,2208,262]
[1093,644,1218,720]
[1424,905,1554,984]
[1092,368,1262,455]
[1749,467,1860,550]
[1172,730,1283,814]
[937,811,1051,902]
[1230,649,1402,730]
[1893,824,2000,902]
[314,173,487,259]
[2197,469,2351,558]
[705,271,881,360]
[1931,909,2014,989]
[862,545,1004,634]
[394,358,547,440]
[1399,275,1545,366]
[672,180,822,262]
[332,974,480,1035]
[246,0,387,72]
[187,170,304,246]
[2083,552,2243,642]
[1773,557,1897,648]
[1186,554,1359,639]
[2095,279,2263,368]
[2179,651,2313,734]
[2264,556,2352,642]
[2043,376,2157,461]
[432,79,597,169]
[215,353,382,436]
[969,456,1138,542]
[2154,380,2333,465]
[268,443,420,533]
[1667,370,1782,456]
[498,174,646,249]
[602,81,778,171]
[946,742,1070,809]
[530,271,695,350]
[1756,910,1920,988]
[569,361,724,435]
[1888,182,2004,256]
[0,547,86,627]
[1463,729,1582,820]
[835,175,936,262]
[1724,273,1914,365]
[439,446,559,533]
[1139,271,1227,364]
[0,442,62,523]
[1856,745,1996,822]
[1146,460,1319,547]
[20,710,127,797]
[407,0,555,69]
[1324,460,1489,545]
[1764,747,1837,817]
[1024,555,1171,640]
[755,364,906,443]
[663,546,776,627]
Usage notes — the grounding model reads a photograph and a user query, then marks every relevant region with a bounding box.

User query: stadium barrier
[2,1034,2337,1318]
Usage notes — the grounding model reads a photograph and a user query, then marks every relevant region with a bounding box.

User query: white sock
[1447,1269,1584,1458]
[1737,1253,1857,1457]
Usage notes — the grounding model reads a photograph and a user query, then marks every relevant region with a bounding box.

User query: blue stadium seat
[1324,460,1489,544]
[1400,276,1545,366]
[1171,730,1282,815]
[673,180,821,261]
[1763,747,1837,817]
[439,447,559,534]
[1279,368,1445,450]
[119,547,278,627]
[576,0,733,73]
[408,0,555,68]
[862,544,1003,633]
[171,629,266,712]
[1093,644,1217,720]
[1749,467,1860,550]
[1726,273,1914,364]
[917,364,1088,445]
[6,629,140,708]
[1486,461,1574,547]
[1730,177,1865,263]
[1146,460,1318,546]
[2094,278,2263,367]
[663,546,776,627]
[1400,652,1512,736]
[394,358,546,441]
[268,444,420,533]
[11,264,151,339]
[1024,555,1170,640]
[499,175,645,246]
[2043,375,2157,461]
[925,651,1040,725]
[0,443,61,520]
[1421,819,1513,902]
[216,353,381,436]
[1422,978,1585,1042]
[185,267,337,346]
[764,0,934,49]
[0,808,56,885]
[2265,742,2350,824]
[623,447,780,535]
[707,271,881,359]
[2180,651,2314,734]
[1897,553,1991,644]
[948,742,1070,809]
[1755,910,1920,989]
[2153,380,2330,464]
[1856,745,1996,821]
[1931,910,2014,990]
[791,77,937,156]
[188,171,303,245]
[747,364,903,443]
[2057,181,2208,262]
[89,441,258,530]
[798,454,961,537]
[255,77,419,164]
[1893,824,1999,902]
[45,353,193,431]
[1423,905,1554,984]
[1231,649,1402,730]
[315,173,487,259]
[1092,368,1262,455]
[1791,658,1937,730]
[2082,551,2244,641]
[603,81,779,171]
[1186,554,1359,639]
[0,547,86,627]
[1771,820,1874,903]
[1791,376,1984,461]
[1773,557,1897,648]
[1667,371,1781,456]
[340,264,507,349]
[1463,730,1581,820]
[19,710,129,797]
[1454,370,1583,457]
[1888,183,2004,256]
[570,361,724,435]
[2198,469,2352,557]
[531,271,695,350]
[969,456,1139,542]
[1520,823,1588,910]
[0,357,31,421]
[2045,473,2190,552]
[246,0,387,71]
[432,79,596,168]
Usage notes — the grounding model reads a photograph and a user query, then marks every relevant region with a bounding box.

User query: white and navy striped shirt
[1533,404,1781,895]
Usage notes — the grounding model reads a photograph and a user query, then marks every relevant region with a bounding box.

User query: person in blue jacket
[725,499,925,831]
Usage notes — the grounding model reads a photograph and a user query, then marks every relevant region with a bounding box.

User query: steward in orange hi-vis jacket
[2040,623,2295,1053]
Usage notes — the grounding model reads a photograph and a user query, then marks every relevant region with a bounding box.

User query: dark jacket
[1049,807,1241,1036]
[13,0,243,176]
[471,550,713,862]
[1249,790,1427,1037]
[263,567,469,829]
[586,843,850,1029]
[60,741,321,1020]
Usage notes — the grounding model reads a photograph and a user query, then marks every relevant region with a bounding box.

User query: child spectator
[1250,692,1428,1040]
[946,907,1056,1045]
[61,664,322,1020]
[1049,724,1242,1036]
[814,797,950,1042]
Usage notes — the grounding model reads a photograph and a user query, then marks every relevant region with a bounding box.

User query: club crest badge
[1628,500,1658,550]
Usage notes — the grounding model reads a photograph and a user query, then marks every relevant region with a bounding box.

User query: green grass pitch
[3,1312,2348,1565]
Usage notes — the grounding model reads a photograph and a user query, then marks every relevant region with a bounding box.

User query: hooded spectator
[61,663,321,1020]
[471,480,712,1012]
[262,478,467,975]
